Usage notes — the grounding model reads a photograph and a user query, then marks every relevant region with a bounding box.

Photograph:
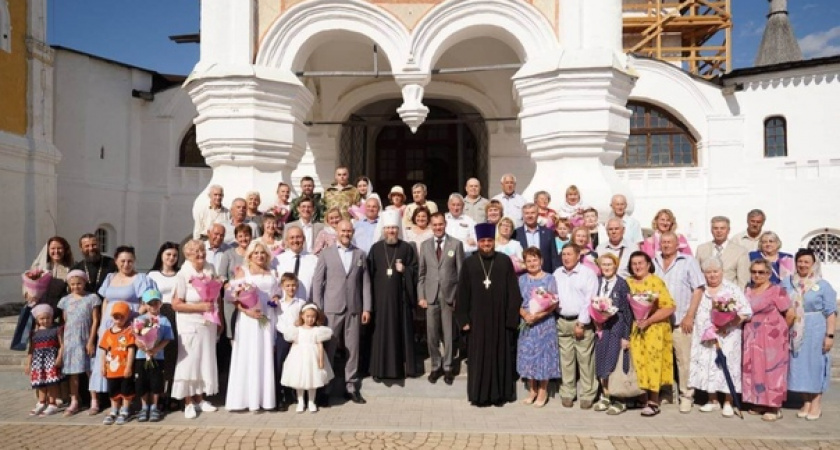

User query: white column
[198,0,255,69]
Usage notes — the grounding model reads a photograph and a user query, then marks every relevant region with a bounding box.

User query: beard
[84,251,102,263]
[478,247,495,257]
[384,236,399,245]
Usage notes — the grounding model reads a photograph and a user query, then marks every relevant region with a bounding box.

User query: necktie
[602,280,610,296]
[293,254,300,276]
[715,245,723,258]
[436,239,443,261]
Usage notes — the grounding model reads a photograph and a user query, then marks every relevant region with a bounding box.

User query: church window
[807,232,840,264]
[0,0,11,53]
[95,227,110,254]
[764,116,787,158]
[617,102,697,168]
[179,124,208,168]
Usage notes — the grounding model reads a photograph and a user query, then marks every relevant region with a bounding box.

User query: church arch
[256,0,410,72]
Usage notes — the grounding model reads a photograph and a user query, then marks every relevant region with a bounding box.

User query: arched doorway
[339,101,488,206]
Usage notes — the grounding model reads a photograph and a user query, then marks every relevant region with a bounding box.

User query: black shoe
[276,402,288,412]
[344,391,367,404]
[372,376,382,383]
[443,371,454,385]
[428,369,444,384]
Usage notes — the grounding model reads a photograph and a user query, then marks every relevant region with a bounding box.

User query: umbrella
[714,339,744,419]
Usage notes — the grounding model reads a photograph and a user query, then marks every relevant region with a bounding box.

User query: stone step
[0,349,27,367]
[0,316,18,335]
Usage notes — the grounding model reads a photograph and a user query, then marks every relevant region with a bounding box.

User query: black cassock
[368,240,419,379]
[455,251,522,406]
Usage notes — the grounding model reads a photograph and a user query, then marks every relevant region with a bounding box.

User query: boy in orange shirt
[99,301,136,425]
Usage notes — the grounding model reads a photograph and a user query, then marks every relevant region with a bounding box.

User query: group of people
[15,166,836,425]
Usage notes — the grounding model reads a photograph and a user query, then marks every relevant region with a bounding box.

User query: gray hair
[448,193,464,204]
[747,209,766,220]
[701,256,724,272]
[606,217,624,228]
[500,173,516,183]
[758,230,782,248]
[245,190,261,199]
[710,216,730,226]
[750,258,772,273]
[534,190,551,202]
[411,183,427,193]
[231,197,246,206]
[209,223,226,234]
[659,231,678,241]
[208,184,224,194]
[284,225,305,242]
[522,202,538,212]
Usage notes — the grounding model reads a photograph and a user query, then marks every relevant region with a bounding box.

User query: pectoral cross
[483,278,492,290]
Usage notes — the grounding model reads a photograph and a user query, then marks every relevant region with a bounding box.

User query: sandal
[88,405,100,416]
[593,398,611,412]
[522,395,537,405]
[606,402,627,416]
[29,403,46,416]
[762,411,782,422]
[640,403,660,417]
[63,404,80,417]
[533,396,548,408]
[39,404,59,417]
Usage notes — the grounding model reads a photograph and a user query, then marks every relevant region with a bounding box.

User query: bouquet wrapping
[189,274,223,326]
[628,291,658,322]
[132,316,160,368]
[702,295,739,342]
[349,204,366,221]
[588,296,618,325]
[231,281,269,328]
[510,255,525,274]
[22,269,53,302]
[528,287,558,315]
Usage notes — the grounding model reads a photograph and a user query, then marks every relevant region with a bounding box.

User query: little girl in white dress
[280,303,334,413]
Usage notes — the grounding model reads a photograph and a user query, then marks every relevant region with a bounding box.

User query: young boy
[99,301,135,425]
[274,273,305,411]
[134,289,173,422]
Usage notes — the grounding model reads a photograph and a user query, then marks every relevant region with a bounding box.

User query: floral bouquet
[269,242,285,258]
[231,281,268,328]
[589,296,619,325]
[628,291,658,335]
[349,204,366,221]
[537,215,555,230]
[710,295,738,328]
[510,254,525,274]
[529,286,558,315]
[568,209,585,229]
[189,273,223,326]
[132,316,160,368]
[270,204,291,224]
[22,268,53,304]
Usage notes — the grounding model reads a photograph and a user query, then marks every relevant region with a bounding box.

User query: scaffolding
[623,0,732,78]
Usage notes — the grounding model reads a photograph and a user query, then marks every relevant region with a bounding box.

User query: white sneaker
[699,402,720,413]
[197,400,217,412]
[308,402,318,413]
[296,402,305,413]
[721,403,735,418]
[184,404,197,419]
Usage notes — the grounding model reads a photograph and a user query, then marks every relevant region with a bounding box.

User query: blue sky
[47,0,840,75]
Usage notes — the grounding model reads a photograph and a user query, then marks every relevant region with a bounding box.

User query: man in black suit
[515,203,559,273]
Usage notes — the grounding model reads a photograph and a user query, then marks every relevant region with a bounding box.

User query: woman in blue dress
[88,245,156,414]
[748,231,793,285]
[516,247,560,407]
[592,253,632,415]
[783,248,836,421]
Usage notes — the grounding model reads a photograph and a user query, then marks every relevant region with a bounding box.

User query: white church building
[1,0,839,301]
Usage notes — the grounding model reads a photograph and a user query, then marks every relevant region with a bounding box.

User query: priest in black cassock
[456,222,523,406]
[367,210,419,380]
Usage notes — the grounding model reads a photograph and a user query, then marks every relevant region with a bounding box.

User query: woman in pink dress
[742,258,795,422]
[640,209,692,258]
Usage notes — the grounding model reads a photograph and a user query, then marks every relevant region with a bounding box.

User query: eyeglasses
[750,270,769,275]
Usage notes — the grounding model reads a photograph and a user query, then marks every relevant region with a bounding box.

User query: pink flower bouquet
[22,268,53,303]
[701,295,740,342]
[510,255,525,274]
[588,296,619,325]
[270,205,291,224]
[231,281,259,309]
[629,291,658,322]
[349,204,366,221]
[189,274,222,326]
[132,316,160,368]
[528,287,558,314]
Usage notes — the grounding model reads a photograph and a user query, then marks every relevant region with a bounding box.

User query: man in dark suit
[417,212,465,385]
[515,203,559,273]
[284,197,325,254]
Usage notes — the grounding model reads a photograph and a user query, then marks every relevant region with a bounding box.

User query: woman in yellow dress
[626,250,675,417]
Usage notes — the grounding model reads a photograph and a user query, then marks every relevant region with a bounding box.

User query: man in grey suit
[284,196,325,253]
[696,216,750,288]
[418,212,465,385]
[312,219,371,404]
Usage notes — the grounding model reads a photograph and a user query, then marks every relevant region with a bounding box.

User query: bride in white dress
[225,241,279,412]
[281,303,334,413]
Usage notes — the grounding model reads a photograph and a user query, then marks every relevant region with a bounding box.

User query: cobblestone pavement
[0,374,838,449]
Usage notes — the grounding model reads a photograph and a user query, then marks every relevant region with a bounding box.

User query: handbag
[608,348,643,398]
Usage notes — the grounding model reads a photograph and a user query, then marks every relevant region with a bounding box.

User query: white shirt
[147,271,178,304]
[492,192,526,227]
[205,241,231,272]
[193,205,230,239]
[444,213,477,253]
[274,250,318,301]
[298,220,316,253]
[613,214,643,246]
[552,263,598,324]
[596,240,637,279]
[275,296,305,335]
[337,244,355,273]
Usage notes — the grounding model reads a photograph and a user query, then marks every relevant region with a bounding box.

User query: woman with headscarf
[783,248,837,421]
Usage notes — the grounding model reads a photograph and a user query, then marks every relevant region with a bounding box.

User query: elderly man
[418,212,465,385]
[71,233,118,295]
[352,197,382,254]
[609,194,643,246]
[324,167,361,218]
[444,193,477,254]
[729,209,766,251]
[492,173,526,227]
[697,216,750,288]
[284,197,325,254]
[463,178,489,224]
[403,183,439,230]
[290,176,324,222]
[223,198,259,245]
[596,218,637,278]
[654,232,705,413]
[456,222,522,407]
[193,184,231,239]
[515,203,559,273]
[367,211,419,381]
[553,243,599,409]
[312,219,371,404]
[204,223,230,270]
[275,225,319,300]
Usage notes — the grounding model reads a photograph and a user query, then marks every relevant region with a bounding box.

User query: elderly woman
[13,236,75,350]
[90,246,157,412]
[312,207,344,255]
[571,226,600,276]
[533,190,557,229]
[404,206,433,252]
[495,217,524,272]
[592,253,633,415]
[748,231,793,285]
[485,200,504,226]
[626,251,675,417]
[245,191,264,233]
[783,249,837,421]
[516,248,560,407]
[742,258,794,421]
[172,239,222,419]
[225,241,279,412]
[688,257,752,418]
[640,209,692,258]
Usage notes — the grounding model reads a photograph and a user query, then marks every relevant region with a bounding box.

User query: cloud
[799,26,840,58]
[738,20,764,38]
